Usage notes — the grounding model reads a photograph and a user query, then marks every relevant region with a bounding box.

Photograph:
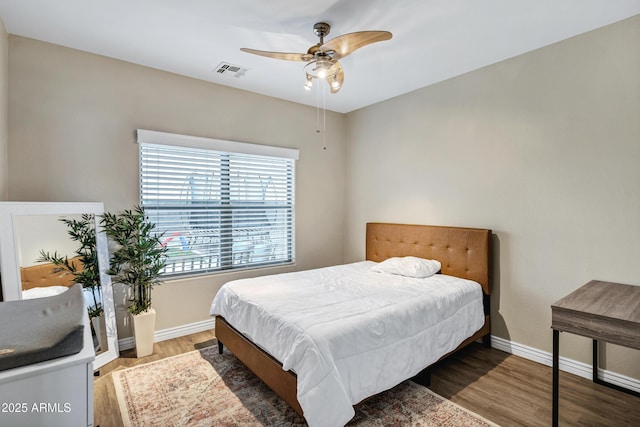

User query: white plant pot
[91,314,106,353]
[131,307,156,358]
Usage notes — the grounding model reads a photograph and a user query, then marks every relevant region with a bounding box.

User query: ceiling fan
[241,22,392,93]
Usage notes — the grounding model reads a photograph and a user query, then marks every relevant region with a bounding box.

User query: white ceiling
[0,0,638,113]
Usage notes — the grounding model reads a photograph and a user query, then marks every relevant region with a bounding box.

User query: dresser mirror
[0,202,119,369]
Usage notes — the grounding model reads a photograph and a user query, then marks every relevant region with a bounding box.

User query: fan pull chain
[316,83,321,135]
[322,84,327,150]
[314,83,327,150]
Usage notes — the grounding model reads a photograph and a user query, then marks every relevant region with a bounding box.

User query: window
[138,130,298,277]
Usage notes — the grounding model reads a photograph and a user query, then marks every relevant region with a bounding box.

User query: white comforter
[209,261,484,427]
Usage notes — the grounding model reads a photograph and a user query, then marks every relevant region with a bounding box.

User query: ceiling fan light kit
[303,59,341,91]
[241,22,392,93]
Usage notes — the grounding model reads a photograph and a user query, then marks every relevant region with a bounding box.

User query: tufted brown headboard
[366,222,491,295]
[19,257,82,290]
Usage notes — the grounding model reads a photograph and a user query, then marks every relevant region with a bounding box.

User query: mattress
[210,261,484,427]
[22,285,69,300]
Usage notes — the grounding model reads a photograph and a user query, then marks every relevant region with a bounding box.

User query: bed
[210,222,491,426]
[20,257,82,299]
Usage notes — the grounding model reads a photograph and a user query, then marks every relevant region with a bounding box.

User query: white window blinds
[138,130,297,276]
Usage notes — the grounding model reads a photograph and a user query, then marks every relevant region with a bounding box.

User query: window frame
[137,129,298,278]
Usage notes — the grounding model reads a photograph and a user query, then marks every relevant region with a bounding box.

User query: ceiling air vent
[214,62,248,78]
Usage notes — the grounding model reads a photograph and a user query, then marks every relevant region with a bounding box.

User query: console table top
[551,280,640,349]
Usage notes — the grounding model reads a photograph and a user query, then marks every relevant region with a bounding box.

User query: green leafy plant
[100,205,167,315]
[37,214,103,318]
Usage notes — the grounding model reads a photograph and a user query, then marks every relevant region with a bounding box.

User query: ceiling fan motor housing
[313,22,331,39]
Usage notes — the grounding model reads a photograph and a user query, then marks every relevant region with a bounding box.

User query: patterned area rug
[113,345,498,426]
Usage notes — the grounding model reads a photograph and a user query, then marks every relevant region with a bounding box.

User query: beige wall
[345,15,640,378]
[0,17,7,200]
[6,16,639,380]
[7,36,346,337]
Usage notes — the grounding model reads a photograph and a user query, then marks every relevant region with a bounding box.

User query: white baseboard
[117,318,215,351]
[118,321,639,394]
[491,335,640,394]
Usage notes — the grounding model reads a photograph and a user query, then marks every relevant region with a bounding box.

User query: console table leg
[552,329,559,427]
[591,339,640,397]
[592,339,598,382]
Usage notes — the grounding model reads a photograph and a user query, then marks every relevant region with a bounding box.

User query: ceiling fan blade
[240,48,313,62]
[329,62,344,94]
[320,31,392,59]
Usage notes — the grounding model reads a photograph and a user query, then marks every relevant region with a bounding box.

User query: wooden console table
[551,280,640,427]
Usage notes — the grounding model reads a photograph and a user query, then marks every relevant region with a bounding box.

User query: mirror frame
[0,201,119,369]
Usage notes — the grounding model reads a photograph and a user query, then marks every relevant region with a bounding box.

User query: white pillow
[22,286,69,300]
[370,256,441,278]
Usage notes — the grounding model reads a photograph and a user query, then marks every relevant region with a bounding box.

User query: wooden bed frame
[215,222,492,416]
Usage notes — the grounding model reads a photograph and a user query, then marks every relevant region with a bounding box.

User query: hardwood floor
[430,344,639,426]
[94,332,640,426]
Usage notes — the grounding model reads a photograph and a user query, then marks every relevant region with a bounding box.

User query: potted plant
[100,205,167,357]
[38,214,106,349]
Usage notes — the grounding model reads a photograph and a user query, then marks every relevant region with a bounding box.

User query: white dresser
[0,310,95,426]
